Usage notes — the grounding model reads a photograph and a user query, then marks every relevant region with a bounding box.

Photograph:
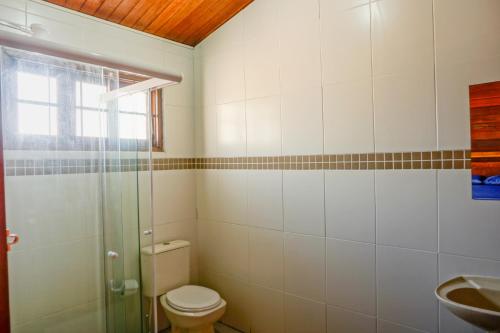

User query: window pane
[17,72,57,103]
[119,113,147,139]
[118,92,147,114]
[76,81,106,108]
[17,102,57,135]
[76,108,107,137]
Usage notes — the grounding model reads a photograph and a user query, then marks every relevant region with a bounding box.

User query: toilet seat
[166,285,222,313]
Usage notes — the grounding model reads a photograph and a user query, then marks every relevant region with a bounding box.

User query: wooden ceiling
[45,0,253,46]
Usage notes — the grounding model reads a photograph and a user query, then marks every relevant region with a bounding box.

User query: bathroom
[0,0,499,332]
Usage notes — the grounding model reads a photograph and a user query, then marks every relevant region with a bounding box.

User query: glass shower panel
[101,77,153,333]
[0,47,154,332]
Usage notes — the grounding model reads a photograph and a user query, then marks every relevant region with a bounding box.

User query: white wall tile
[201,272,251,332]
[284,294,326,333]
[247,170,283,231]
[326,239,375,315]
[376,170,438,251]
[373,70,436,152]
[327,305,376,333]
[164,105,195,157]
[249,228,284,291]
[218,170,247,225]
[246,96,282,156]
[196,170,219,221]
[244,38,280,100]
[215,48,245,105]
[438,253,500,333]
[284,233,325,302]
[371,0,434,76]
[195,53,217,107]
[326,238,375,315]
[153,171,196,224]
[281,87,324,155]
[198,220,220,273]
[439,170,500,261]
[243,0,280,42]
[325,170,375,243]
[216,102,246,157]
[320,0,371,85]
[200,220,248,278]
[195,105,218,157]
[283,171,325,236]
[243,0,280,99]
[250,285,284,333]
[439,253,500,283]
[278,0,322,92]
[434,0,500,68]
[323,80,374,154]
[217,222,249,280]
[377,246,438,332]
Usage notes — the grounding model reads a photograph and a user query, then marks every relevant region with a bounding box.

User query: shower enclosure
[0,47,159,332]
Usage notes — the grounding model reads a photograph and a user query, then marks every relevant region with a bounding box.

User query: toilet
[142,240,226,333]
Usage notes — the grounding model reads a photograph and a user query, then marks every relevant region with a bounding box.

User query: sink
[436,275,500,332]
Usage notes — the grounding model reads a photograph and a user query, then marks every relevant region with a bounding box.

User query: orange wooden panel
[45,0,253,46]
[470,81,500,176]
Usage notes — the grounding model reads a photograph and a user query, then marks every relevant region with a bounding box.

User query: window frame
[3,55,164,152]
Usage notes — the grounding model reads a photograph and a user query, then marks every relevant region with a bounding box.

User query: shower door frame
[0,110,10,332]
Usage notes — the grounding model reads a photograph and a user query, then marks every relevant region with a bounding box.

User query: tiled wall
[0,0,196,332]
[193,0,500,332]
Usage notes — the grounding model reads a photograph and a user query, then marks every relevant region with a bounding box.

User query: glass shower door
[0,47,153,333]
[100,80,154,333]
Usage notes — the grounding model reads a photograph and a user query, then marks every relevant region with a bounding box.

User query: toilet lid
[166,285,222,312]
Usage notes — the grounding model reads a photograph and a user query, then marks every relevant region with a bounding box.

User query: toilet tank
[141,240,190,298]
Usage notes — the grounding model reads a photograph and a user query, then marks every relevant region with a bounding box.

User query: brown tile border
[194,150,471,171]
[4,150,471,176]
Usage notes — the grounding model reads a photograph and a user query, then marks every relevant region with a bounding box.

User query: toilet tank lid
[141,240,190,256]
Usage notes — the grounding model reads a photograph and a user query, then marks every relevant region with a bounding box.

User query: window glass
[17,72,57,103]
[16,72,58,136]
[17,102,57,135]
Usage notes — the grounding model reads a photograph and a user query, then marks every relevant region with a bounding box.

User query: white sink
[436,275,500,332]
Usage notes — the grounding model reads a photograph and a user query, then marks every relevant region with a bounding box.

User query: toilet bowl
[159,285,226,333]
[141,241,226,332]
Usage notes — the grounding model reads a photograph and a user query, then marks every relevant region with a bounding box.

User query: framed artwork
[470,81,500,200]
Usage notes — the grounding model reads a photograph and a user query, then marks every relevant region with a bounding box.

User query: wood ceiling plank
[119,0,155,27]
[44,0,254,46]
[173,0,250,46]
[107,0,141,24]
[92,0,123,19]
[163,1,234,44]
[80,0,106,15]
[145,0,204,35]
[65,0,87,10]
[131,0,176,31]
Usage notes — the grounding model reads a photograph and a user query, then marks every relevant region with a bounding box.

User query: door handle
[6,228,19,252]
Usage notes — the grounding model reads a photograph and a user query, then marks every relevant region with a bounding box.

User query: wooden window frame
[3,54,164,152]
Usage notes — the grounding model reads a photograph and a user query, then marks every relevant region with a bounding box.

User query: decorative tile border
[4,150,470,176]
[4,158,195,176]
[195,150,471,170]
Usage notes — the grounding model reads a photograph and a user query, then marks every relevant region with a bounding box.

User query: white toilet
[142,240,226,333]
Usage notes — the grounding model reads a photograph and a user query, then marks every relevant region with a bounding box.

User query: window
[3,53,163,152]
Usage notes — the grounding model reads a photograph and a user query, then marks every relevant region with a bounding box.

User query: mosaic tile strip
[4,150,470,176]
[195,150,471,170]
[4,158,195,176]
